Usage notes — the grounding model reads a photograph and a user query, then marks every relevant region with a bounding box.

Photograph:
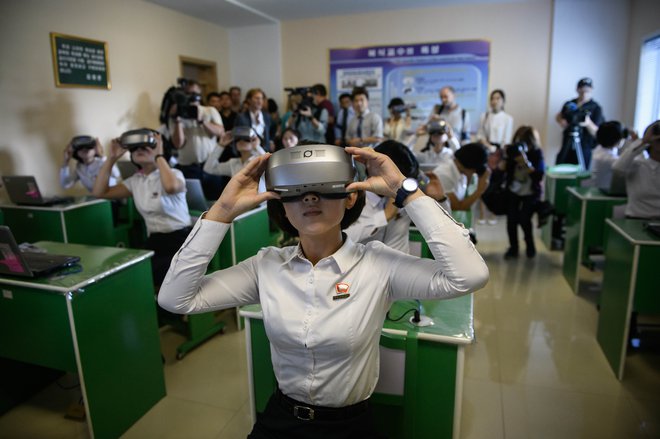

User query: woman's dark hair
[267,98,279,114]
[375,140,419,178]
[267,191,366,237]
[387,97,404,109]
[490,89,506,102]
[512,126,539,151]
[596,121,625,148]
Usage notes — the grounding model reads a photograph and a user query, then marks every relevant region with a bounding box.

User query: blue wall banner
[329,40,490,134]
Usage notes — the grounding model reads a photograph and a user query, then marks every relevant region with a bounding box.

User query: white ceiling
[145,0,530,28]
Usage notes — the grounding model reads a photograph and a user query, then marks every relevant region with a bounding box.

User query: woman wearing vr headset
[158,145,488,438]
[92,130,191,287]
[415,120,460,165]
[60,136,120,192]
[203,127,266,177]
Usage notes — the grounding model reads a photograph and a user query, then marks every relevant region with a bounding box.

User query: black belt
[275,388,370,421]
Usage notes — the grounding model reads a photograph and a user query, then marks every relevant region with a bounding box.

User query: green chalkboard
[50,32,111,89]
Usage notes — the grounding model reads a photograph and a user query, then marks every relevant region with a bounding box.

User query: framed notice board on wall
[50,32,110,89]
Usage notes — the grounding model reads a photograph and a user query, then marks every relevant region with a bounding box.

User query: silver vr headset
[265,144,356,197]
[120,129,157,151]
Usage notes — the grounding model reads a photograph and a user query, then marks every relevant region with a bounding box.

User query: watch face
[402,177,418,192]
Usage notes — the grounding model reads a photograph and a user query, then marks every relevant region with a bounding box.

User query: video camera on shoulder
[159,77,201,123]
[505,142,528,160]
[120,128,158,152]
[284,87,314,114]
[70,135,96,151]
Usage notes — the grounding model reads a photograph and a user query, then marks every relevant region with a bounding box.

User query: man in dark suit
[235,88,272,152]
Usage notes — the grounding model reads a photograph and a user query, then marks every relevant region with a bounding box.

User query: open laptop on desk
[2,176,74,206]
[0,226,80,278]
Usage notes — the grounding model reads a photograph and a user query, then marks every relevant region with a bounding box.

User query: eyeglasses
[280,192,350,203]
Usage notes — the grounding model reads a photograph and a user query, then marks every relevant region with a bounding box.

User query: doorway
[179,56,218,103]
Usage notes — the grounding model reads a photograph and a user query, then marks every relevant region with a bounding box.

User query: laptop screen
[0,227,32,277]
[2,176,45,205]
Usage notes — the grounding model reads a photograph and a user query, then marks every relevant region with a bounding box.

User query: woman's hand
[345,147,406,198]
[109,138,126,161]
[219,131,233,147]
[206,154,279,223]
[63,142,73,163]
[154,132,164,156]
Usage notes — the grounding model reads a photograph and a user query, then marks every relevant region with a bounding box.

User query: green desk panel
[0,242,165,439]
[597,219,660,380]
[0,198,115,246]
[562,187,626,293]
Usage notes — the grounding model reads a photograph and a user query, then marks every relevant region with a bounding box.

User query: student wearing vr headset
[345,140,447,253]
[203,126,266,177]
[60,135,120,192]
[159,144,488,438]
[92,129,191,287]
[416,120,460,165]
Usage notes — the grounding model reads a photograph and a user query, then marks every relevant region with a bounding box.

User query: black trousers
[248,391,387,439]
[506,193,537,252]
[144,227,191,288]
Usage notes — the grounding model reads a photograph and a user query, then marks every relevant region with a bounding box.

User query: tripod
[566,126,586,171]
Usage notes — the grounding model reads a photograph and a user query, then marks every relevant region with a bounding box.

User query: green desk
[540,165,591,250]
[0,242,165,439]
[0,198,115,246]
[562,187,626,293]
[240,294,474,439]
[597,219,660,380]
[170,206,271,359]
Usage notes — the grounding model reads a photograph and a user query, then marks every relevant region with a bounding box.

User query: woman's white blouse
[158,196,489,407]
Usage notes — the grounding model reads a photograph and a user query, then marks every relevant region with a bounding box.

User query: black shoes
[526,247,536,258]
[504,248,519,259]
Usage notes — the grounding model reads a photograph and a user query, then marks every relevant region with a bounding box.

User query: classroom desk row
[551,183,660,380]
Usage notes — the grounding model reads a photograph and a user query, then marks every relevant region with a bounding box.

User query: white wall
[623,0,660,132]
[228,23,283,107]
[281,1,554,142]
[545,0,631,160]
[0,0,230,197]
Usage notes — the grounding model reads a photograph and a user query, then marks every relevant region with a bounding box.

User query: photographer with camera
[346,87,383,147]
[92,129,191,287]
[235,88,272,152]
[503,126,545,259]
[168,79,225,199]
[286,88,328,143]
[422,86,470,144]
[311,84,336,144]
[383,97,414,146]
[612,120,660,219]
[555,78,604,169]
[60,135,120,192]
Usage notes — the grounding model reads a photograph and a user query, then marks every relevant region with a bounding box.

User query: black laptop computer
[0,226,80,278]
[2,176,74,206]
[644,222,660,239]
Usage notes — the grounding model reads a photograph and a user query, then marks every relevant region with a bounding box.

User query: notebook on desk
[2,176,74,206]
[0,226,80,278]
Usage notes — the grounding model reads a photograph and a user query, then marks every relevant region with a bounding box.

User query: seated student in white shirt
[204,127,266,177]
[92,130,191,287]
[588,121,627,191]
[345,140,446,253]
[415,120,459,165]
[431,143,491,213]
[60,136,120,192]
[612,120,660,219]
[158,146,488,438]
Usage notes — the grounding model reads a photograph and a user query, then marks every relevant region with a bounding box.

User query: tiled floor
[0,222,658,438]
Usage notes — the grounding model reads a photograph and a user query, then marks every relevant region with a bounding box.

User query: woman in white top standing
[60,136,120,192]
[93,130,191,287]
[476,89,514,224]
[477,89,514,151]
[158,146,489,438]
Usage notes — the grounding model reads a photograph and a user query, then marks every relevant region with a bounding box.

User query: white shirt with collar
[346,108,384,146]
[158,196,488,407]
[344,191,410,254]
[613,139,660,219]
[60,157,120,192]
[250,110,266,140]
[432,160,467,201]
[589,145,619,190]
[168,106,223,166]
[203,145,266,177]
[121,168,191,235]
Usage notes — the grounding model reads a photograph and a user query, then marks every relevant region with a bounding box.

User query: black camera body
[159,78,202,123]
[562,102,591,126]
[390,103,416,114]
[120,129,158,152]
[285,87,314,115]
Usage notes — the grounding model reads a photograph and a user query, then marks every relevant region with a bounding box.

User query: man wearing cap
[555,77,604,168]
[431,142,491,212]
